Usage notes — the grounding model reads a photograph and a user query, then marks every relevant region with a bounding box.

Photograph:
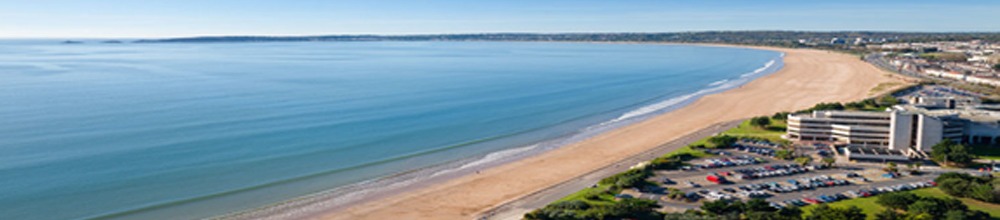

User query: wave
[613,57,782,123]
[740,59,777,78]
[708,79,729,86]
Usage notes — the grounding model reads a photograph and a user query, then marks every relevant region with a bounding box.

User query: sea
[0,41,782,220]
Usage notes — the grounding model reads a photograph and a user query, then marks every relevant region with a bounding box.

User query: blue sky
[2,0,999,38]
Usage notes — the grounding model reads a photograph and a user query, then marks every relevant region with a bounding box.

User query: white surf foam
[612,57,781,123]
[708,79,729,86]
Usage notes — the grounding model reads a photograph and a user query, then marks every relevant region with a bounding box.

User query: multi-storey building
[787,109,969,153]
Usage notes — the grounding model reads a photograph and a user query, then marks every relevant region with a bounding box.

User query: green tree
[750,116,772,128]
[746,211,800,220]
[667,188,685,200]
[908,200,945,218]
[663,212,717,220]
[873,209,905,220]
[968,183,997,203]
[772,112,790,120]
[876,95,900,106]
[993,63,1000,71]
[908,213,935,220]
[944,210,967,220]
[708,135,738,148]
[876,192,918,210]
[743,198,777,212]
[701,200,736,216]
[795,156,813,166]
[598,168,650,190]
[805,204,866,220]
[775,150,795,160]
[821,157,836,167]
[885,162,898,173]
[937,178,971,198]
[930,139,973,166]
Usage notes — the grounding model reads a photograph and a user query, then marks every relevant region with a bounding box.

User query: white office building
[787,109,968,153]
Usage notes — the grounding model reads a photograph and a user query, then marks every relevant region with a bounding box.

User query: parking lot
[622,146,943,211]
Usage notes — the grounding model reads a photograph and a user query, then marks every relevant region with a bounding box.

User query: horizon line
[6,30,1000,40]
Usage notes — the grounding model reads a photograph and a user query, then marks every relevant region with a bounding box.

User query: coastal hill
[135,31,1000,47]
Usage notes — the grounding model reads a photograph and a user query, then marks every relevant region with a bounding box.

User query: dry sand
[319,46,909,220]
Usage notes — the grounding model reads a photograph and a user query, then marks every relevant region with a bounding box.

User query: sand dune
[319,46,908,220]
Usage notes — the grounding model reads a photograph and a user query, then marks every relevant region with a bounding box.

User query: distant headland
[132,31,1000,47]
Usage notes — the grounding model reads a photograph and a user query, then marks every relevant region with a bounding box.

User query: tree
[775,150,795,160]
[808,102,845,111]
[598,168,650,190]
[667,188,685,200]
[776,206,803,219]
[876,95,900,106]
[701,200,737,216]
[937,178,972,197]
[876,192,918,210]
[772,112,790,120]
[746,211,800,220]
[708,135,738,148]
[994,63,1000,71]
[821,157,836,167]
[943,210,968,220]
[845,101,867,110]
[663,212,716,220]
[750,116,772,128]
[743,198,777,212]
[930,139,973,167]
[873,209,906,220]
[885,162,898,173]
[908,200,945,217]
[805,204,866,220]
[969,183,998,203]
[795,156,813,166]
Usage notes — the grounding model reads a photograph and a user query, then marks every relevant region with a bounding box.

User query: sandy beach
[319,45,909,220]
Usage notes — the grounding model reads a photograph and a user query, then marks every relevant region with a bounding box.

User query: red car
[803,198,821,204]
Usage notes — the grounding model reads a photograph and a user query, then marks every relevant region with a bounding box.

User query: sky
[2,0,1000,38]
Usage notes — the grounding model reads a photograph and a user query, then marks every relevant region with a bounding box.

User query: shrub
[598,168,650,190]
[877,191,918,210]
[750,116,772,128]
[708,135,738,148]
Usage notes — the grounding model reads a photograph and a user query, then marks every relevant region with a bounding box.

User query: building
[786,98,998,154]
[909,95,980,109]
[787,111,895,147]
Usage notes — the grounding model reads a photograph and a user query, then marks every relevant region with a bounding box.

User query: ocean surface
[0,41,782,220]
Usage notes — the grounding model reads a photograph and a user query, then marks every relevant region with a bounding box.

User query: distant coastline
[131,31,1000,46]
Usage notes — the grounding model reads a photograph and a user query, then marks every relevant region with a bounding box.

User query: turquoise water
[0,41,781,219]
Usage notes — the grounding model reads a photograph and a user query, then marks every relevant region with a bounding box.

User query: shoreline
[243,43,906,220]
[216,43,785,220]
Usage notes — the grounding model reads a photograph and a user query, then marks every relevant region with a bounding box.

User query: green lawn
[719,119,789,144]
[555,183,618,206]
[664,144,712,159]
[801,188,1000,219]
[801,193,884,219]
